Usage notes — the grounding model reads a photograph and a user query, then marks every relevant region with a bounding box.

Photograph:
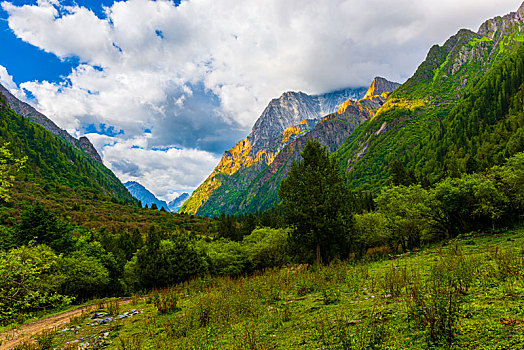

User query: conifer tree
[279,139,353,264]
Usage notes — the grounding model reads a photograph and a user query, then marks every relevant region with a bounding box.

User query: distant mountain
[0,84,103,163]
[181,85,374,215]
[125,181,170,211]
[182,78,399,216]
[168,193,190,212]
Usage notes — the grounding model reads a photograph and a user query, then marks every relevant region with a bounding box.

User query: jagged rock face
[0,83,103,163]
[234,78,399,213]
[79,136,103,163]
[168,193,190,212]
[246,87,367,156]
[124,181,170,211]
[478,2,524,39]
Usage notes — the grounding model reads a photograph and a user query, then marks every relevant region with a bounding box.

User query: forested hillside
[337,7,524,190]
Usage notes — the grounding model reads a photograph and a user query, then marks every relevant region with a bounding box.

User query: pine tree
[279,139,354,264]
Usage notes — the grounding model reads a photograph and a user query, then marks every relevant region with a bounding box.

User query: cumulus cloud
[0,65,17,90]
[1,0,521,198]
[87,133,220,200]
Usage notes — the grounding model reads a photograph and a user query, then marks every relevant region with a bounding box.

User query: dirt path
[0,299,134,349]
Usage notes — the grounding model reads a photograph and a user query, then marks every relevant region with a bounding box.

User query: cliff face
[0,83,103,163]
[247,87,367,156]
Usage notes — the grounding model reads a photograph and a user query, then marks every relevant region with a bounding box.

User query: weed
[107,300,120,315]
[406,268,461,347]
[152,288,179,314]
[33,329,55,350]
[381,264,408,297]
[118,333,144,350]
[321,288,340,305]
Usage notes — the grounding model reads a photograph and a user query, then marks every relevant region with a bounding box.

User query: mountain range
[123,181,189,212]
[182,2,524,216]
[181,79,399,216]
[0,82,134,205]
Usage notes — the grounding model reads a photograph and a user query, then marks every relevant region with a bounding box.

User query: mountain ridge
[0,84,103,163]
[124,181,170,211]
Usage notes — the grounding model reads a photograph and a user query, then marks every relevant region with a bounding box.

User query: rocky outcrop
[235,77,399,213]
[247,87,367,156]
[478,2,524,39]
[0,83,103,163]
[79,136,103,163]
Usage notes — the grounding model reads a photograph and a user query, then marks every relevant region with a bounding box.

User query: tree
[375,185,433,251]
[0,245,72,325]
[217,213,241,241]
[279,139,353,264]
[389,158,417,186]
[0,142,26,202]
[16,202,74,252]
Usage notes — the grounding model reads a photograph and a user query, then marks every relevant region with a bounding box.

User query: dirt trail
[0,299,133,349]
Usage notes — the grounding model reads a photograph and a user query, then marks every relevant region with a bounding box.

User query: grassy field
[14,227,524,349]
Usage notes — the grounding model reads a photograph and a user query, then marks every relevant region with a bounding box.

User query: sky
[0,0,521,201]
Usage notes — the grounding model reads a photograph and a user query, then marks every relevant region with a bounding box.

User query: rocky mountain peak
[246,86,366,156]
[363,77,400,100]
[478,2,524,39]
[79,136,103,163]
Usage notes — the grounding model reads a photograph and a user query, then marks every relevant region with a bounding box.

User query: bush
[151,288,179,314]
[57,251,110,300]
[406,268,462,347]
[199,239,247,276]
[0,245,72,325]
[242,228,291,270]
[133,231,205,290]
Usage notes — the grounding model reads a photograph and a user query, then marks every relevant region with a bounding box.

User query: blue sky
[0,0,521,200]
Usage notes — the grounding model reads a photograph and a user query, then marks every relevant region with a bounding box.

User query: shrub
[406,268,462,347]
[0,245,71,325]
[152,288,179,314]
[242,227,291,270]
[199,239,247,276]
[57,251,110,300]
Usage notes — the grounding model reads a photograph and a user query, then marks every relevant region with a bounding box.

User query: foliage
[16,202,74,253]
[0,142,25,202]
[0,245,72,325]
[47,230,524,349]
[198,239,246,276]
[279,139,354,264]
[129,230,205,290]
[150,287,179,314]
[56,251,110,301]
[374,184,433,251]
[242,227,291,271]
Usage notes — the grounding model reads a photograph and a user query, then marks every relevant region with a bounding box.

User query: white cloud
[1,0,521,197]
[87,133,220,201]
[0,65,17,90]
